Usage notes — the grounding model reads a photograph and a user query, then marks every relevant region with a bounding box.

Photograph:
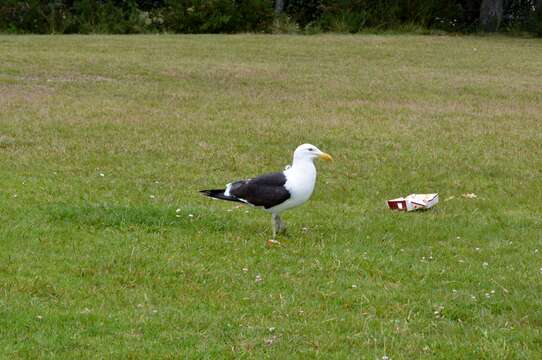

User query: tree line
[1,0,541,36]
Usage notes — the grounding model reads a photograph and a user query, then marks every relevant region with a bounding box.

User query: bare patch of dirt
[0,84,54,106]
[0,73,115,83]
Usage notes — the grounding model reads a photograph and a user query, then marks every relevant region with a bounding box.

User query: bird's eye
[308,148,314,151]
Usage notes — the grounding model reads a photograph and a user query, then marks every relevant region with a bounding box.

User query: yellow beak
[319,152,333,161]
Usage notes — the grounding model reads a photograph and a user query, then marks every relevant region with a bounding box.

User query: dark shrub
[0,0,73,33]
[528,5,542,36]
[0,0,540,36]
[162,0,273,33]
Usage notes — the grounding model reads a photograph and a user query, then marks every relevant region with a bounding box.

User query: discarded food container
[387,193,439,211]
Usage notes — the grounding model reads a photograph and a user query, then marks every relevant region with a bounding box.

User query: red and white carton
[387,193,439,211]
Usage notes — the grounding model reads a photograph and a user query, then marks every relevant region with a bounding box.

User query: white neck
[292,155,315,167]
[288,156,317,180]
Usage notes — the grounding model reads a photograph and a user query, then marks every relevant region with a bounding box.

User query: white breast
[266,161,317,214]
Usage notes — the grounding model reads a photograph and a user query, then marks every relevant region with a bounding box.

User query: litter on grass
[387,193,439,211]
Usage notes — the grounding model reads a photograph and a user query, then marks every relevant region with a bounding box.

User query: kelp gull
[200,144,333,239]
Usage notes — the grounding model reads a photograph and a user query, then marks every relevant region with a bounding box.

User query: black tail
[199,189,244,204]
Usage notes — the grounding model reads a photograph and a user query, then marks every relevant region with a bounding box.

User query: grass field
[1,34,542,358]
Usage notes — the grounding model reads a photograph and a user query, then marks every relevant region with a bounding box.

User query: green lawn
[1,34,542,359]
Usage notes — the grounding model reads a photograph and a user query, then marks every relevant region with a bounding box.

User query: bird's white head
[292,143,333,164]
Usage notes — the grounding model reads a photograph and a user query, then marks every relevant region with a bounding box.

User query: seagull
[200,144,333,240]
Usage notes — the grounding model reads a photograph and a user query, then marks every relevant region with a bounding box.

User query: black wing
[229,172,291,209]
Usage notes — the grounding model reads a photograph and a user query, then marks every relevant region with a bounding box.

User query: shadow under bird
[200,144,333,240]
